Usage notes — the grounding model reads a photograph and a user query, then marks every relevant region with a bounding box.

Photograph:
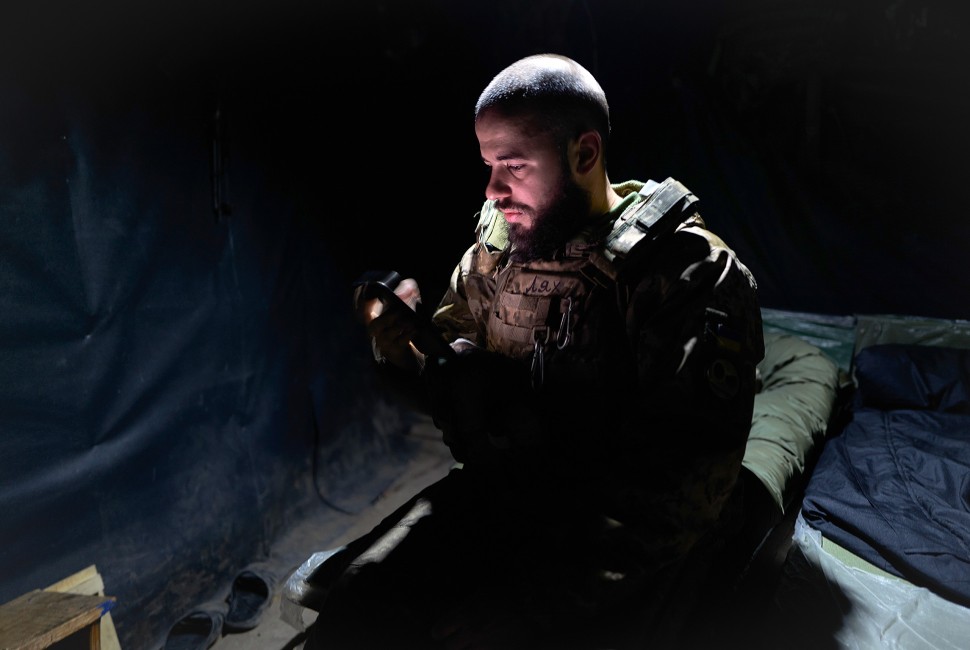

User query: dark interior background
[2,0,968,647]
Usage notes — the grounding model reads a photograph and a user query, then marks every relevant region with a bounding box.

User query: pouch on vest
[604,177,698,264]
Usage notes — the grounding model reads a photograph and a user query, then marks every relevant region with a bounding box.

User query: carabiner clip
[531,327,550,389]
[556,296,573,350]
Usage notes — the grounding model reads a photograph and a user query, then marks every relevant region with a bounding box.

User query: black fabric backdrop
[1,0,968,647]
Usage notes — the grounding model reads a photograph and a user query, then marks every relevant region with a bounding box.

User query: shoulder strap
[604,177,698,263]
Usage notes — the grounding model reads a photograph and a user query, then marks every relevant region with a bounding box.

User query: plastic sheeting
[776,514,970,650]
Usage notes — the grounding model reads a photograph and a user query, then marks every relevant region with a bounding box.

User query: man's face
[475,109,590,261]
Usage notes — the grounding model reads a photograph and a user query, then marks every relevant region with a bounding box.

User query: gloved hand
[423,344,545,465]
[352,277,426,372]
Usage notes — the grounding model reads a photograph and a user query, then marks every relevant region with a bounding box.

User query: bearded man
[306,53,765,650]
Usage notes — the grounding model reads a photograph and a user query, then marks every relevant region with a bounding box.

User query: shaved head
[475,54,610,155]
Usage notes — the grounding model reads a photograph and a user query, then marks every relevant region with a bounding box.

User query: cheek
[521,171,554,200]
[524,174,561,211]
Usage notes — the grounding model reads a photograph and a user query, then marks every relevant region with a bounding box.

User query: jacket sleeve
[429,245,482,346]
[602,223,765,576]
[431,201,508,345]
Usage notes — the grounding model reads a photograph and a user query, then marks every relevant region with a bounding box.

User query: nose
[485,168,511,202]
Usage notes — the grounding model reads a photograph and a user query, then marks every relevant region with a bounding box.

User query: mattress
[775,316,970,649]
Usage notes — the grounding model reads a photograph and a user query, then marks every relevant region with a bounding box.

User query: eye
[506,163,525,175]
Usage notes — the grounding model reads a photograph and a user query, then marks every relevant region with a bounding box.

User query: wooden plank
[45,566,120,650]
[46,567,103,597]
[89,620,101,650]
[0,590,115,650]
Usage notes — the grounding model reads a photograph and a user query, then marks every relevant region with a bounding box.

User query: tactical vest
[461,178,699,389]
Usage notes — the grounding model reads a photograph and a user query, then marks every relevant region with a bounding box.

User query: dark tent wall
[2,0,968,647]
[0,0,424,643]
[652,1,970,320]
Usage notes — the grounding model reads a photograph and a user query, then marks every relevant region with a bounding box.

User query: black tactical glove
[423,344,545,466]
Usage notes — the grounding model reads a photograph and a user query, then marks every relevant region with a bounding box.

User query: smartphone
[352,270,454,362]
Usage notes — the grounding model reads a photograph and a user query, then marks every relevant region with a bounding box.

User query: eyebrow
[480,143,529,164]
[487,148,529,163]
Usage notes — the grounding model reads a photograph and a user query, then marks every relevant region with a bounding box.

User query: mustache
[496,200,532,214]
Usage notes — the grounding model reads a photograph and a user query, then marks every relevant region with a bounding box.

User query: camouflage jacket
[424,178,765,610]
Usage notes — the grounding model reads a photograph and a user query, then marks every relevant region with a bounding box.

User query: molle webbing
[493,271,567,346]
[486,257,604,360]
[464,179,699,362]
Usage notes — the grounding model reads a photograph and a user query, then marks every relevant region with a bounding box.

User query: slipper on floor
[224,569,271,632]
[164,610,224,650]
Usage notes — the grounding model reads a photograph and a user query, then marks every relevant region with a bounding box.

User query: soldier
[305,53,764,649]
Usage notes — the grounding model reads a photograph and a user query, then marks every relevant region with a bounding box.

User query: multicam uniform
[424,178,765,621]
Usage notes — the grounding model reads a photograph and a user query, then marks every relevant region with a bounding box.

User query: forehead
[475,108,558,159]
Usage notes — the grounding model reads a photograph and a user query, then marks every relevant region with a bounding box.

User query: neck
[588,174,622,216]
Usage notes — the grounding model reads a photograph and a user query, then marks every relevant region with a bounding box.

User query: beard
[501,173,591,263]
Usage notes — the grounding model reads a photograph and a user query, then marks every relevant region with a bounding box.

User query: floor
[211,414,456,650]
[208,414,800,650]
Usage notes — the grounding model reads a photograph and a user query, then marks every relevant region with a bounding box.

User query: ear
[572,130,602,175]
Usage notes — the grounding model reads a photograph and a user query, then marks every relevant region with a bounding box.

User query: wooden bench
[0,589,115,649]
[0,565,118,650]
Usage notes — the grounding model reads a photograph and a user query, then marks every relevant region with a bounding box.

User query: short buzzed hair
[475,54,610,156]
